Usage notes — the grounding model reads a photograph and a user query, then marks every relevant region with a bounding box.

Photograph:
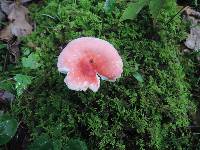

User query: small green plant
[0,44,6,50]
[104,0,116,13]
[14,74,32,96]
[22,52,41,70]
[133,64,144,83]
[65,139,88,150]
[0,114,18,145]
[28,135,88,150]
[28,134,54,150]
[121,0,149,21]
[104,0,167,21]
[133,72,144,82]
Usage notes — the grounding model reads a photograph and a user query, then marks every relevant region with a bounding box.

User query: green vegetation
[0,114,18,145]
[0,0,199,149]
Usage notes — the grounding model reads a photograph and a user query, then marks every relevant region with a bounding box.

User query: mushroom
[57,37,123,92]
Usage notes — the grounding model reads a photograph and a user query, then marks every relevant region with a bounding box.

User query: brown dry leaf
[0,90,15,104]
[184,7,200,18]
[185,27,200,51]
[0,0,12,15]
[0,10,6,22]
[183,7,200,51]
[27,41,37,49]
[21,0,33,3]
[10,20,33,36]
[8,3,29,21]
[0,24,13,41]
[0,2,33,40]
[8,3,33,37]
[7,39,20,63]
[1,0,33,14]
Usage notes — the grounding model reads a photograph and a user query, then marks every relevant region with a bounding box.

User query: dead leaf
[8,3,29,21]
[0,90,15,103]
[183,7,200,51]
[21,0,33,3]
[184,7,200,18]
[8,3,33,36]
[0,0,12,15]
[11,20,33,36]
[7,39,20,63]
[0,2,33,40]
[0,10,6,22]
[27,41,37,49]
[185,27,200,51]
[0,24,13,41]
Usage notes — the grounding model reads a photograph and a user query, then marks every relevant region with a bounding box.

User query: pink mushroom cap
[57,37,123,92]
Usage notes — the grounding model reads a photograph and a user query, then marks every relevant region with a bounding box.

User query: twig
[41,14,57,20]
[3,51,8,72]
[166,6,189,25]
[0,78,13,83]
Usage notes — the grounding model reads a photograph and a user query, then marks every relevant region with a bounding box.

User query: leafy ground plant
[28,135,88,150]
[0,114,18,146]
[104,0,167,21]
[14,74,32,96]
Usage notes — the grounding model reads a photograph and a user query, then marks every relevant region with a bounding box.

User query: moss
[9,0,196,149]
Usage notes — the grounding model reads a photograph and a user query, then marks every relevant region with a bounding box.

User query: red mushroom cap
[57,37,123,92]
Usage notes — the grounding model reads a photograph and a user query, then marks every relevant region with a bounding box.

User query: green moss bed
[1,0,200,149]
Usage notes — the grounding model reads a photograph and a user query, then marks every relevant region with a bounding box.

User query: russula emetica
[57,37,123,92]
